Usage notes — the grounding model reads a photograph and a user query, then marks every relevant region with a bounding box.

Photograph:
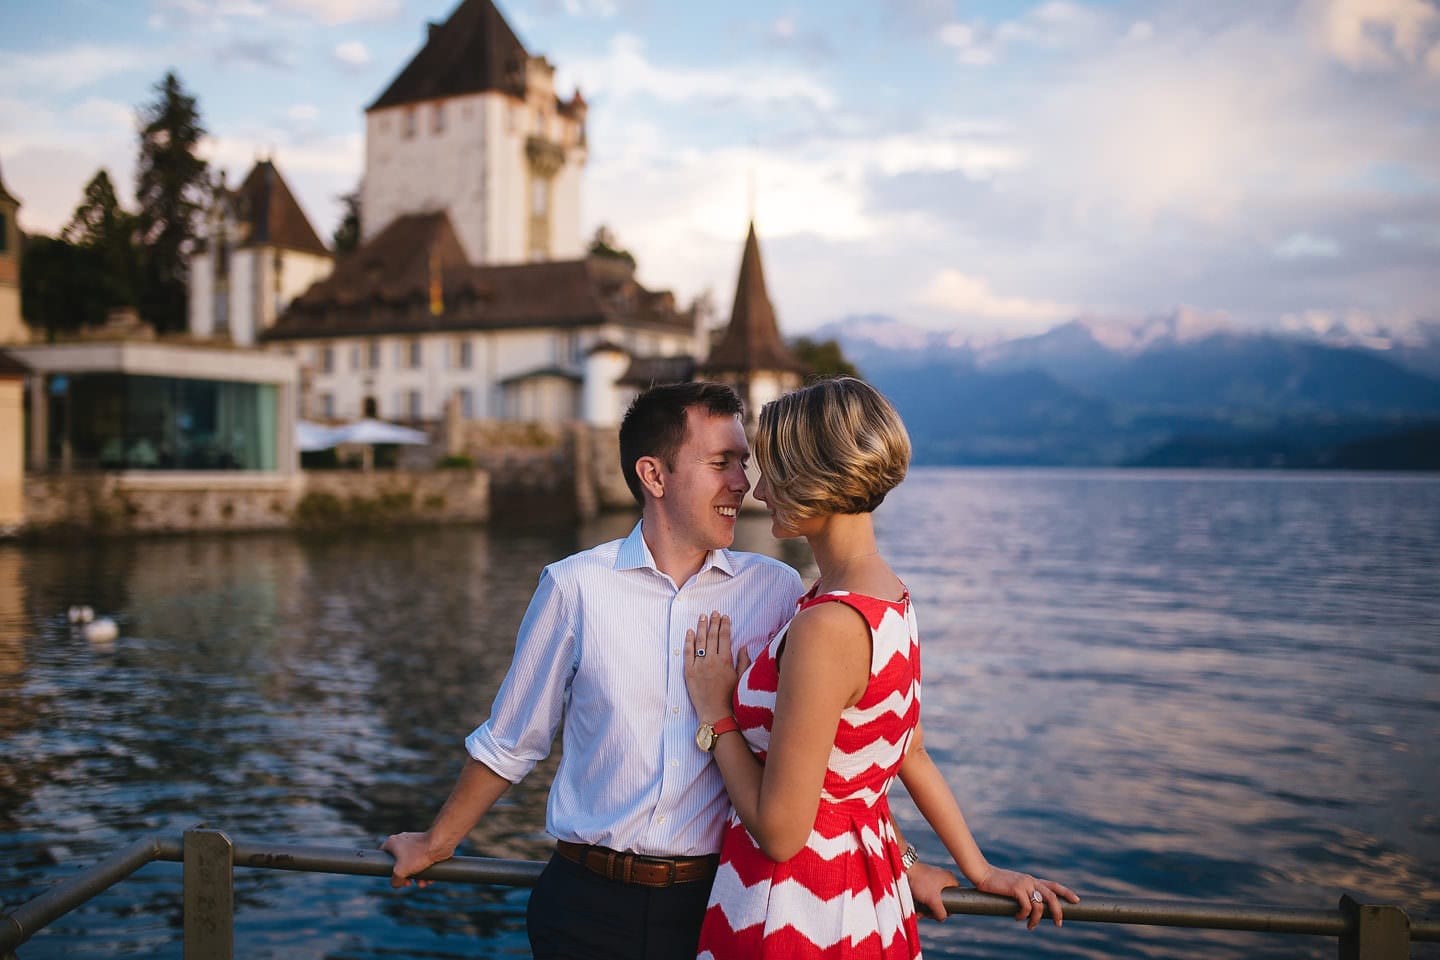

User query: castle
[188,0,806,429]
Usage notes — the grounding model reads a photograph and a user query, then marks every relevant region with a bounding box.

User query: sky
[3,0,1439,343]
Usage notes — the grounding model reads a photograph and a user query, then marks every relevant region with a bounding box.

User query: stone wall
[449,418,633,522]
[17,468,488,537]
[13,415,646,539]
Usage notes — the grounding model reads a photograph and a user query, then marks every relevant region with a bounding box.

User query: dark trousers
[527,851,713,960]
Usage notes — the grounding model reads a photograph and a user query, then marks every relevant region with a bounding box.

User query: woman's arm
[900,723,1079,928]
[685,607,870,862]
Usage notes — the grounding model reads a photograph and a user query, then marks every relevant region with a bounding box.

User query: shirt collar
[616,521,736,578]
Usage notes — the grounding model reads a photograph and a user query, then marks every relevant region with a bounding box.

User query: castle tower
[0,159,26,345]
[189,159,333,345]
[700,221,809,421]
[362,0,588,265]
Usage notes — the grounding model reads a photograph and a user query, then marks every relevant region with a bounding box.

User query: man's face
[656,407,751,553]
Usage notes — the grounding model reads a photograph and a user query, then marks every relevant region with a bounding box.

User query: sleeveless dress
[697,589,924,960]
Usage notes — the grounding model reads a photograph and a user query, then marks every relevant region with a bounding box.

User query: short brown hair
[619,382,744,504]
[755,377,909,525]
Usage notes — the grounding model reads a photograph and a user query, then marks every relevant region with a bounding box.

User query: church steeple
[701,220,808,420]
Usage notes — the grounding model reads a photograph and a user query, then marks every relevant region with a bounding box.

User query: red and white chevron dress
[698,589,924,960]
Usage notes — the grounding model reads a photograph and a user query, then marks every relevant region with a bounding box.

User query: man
[382,382,805,958]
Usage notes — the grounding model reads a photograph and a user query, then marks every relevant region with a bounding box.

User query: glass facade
[47,373,278,471]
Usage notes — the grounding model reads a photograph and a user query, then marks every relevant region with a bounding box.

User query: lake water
[2,468,1438,959]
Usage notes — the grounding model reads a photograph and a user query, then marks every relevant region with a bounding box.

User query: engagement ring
[1031,890,1044,904]
[695,648,706,658]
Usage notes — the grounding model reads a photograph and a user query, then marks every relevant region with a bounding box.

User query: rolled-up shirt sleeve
[465,567,576,783]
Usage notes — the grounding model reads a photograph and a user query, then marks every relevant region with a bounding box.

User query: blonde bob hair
[755,377,910,526]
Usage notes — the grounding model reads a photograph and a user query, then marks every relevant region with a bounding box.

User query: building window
[433,103,445,133]
[409,340,423,369]
[408,390,423,420]
[320,393,335,419]
[404,107,416,138]
[52,373,279,472]
[321,345,334,374]
[350,345,361,370]
[369,340,381,370]
[458,339,473,369]
[459,388,474,419]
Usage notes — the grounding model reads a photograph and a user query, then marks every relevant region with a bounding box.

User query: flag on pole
[429,243,444,316]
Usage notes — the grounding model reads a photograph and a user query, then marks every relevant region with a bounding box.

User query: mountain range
[811,311,1440,469]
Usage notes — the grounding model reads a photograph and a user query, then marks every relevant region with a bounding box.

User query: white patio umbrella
[296,420,343,452]
[330,417,429,471]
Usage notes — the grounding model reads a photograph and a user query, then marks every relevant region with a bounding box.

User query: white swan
[83,617,119,645]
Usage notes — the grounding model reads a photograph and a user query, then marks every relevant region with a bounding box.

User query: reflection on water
[1,470,1437,958]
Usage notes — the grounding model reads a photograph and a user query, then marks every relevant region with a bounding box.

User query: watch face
[696,724,714,751]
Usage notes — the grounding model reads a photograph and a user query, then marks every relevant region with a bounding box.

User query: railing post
[1339,894,1410,960]
[183,828,234,960]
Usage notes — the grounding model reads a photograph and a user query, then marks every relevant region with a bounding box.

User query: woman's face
[753,472,804,540]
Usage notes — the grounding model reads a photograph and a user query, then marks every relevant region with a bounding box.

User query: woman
[685,378,1077,958]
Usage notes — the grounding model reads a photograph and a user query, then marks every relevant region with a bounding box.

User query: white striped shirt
[466,522,805,857]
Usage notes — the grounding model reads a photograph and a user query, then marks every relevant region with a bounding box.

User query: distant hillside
[815,313,1440,469]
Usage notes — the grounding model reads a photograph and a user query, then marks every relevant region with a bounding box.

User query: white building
[362,0,587,264]
[188,0,805,431]
[189,160,333,347]
[263,211,698,425]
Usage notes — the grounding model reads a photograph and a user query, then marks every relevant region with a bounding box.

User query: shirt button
[671,759,679,767]
[657,815,667,824]
[672,707,680,715]
[673,647,681,656]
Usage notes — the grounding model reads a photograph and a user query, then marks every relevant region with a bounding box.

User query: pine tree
[333,190,361,256]
[790,336,861,381]
[135,70,209,333]
[63,169,139,310]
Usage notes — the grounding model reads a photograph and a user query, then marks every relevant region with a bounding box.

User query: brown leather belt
[554,840,718,888]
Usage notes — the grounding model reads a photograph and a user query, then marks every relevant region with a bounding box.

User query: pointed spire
[703,221,807,375]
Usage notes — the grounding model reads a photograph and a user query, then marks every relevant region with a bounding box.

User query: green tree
[21,236,109,340]
[333,189,361,256]
[63,169,139,310]
[587,225,636,269]
[790,336,861,380]
[135,70,208,333]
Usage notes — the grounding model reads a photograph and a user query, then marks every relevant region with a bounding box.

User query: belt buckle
[636,854,675,885]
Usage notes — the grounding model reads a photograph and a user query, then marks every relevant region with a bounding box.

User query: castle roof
[703,221,808,376]
[0,349,30,378]
[264,211,693,341]
[368,0,529,110]
[231,160,329,256]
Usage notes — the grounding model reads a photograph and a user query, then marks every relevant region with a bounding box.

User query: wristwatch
[901,843,919,870]
[696,716,740,752]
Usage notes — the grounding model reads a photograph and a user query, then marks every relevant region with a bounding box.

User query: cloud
[1274,232,1342,258]
[938,1,1106,66]
[1310,0,1440,72]
[560,33,836,110]
[150,0,400,29]
[0,44,152,94]
[560,0,619,16]
[913,269,1077,324]
[333,40,371,67]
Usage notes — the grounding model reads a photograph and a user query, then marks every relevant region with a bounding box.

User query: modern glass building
[9,341,298,474]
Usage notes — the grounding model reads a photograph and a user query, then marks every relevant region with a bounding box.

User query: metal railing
[3,829,1437,959]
